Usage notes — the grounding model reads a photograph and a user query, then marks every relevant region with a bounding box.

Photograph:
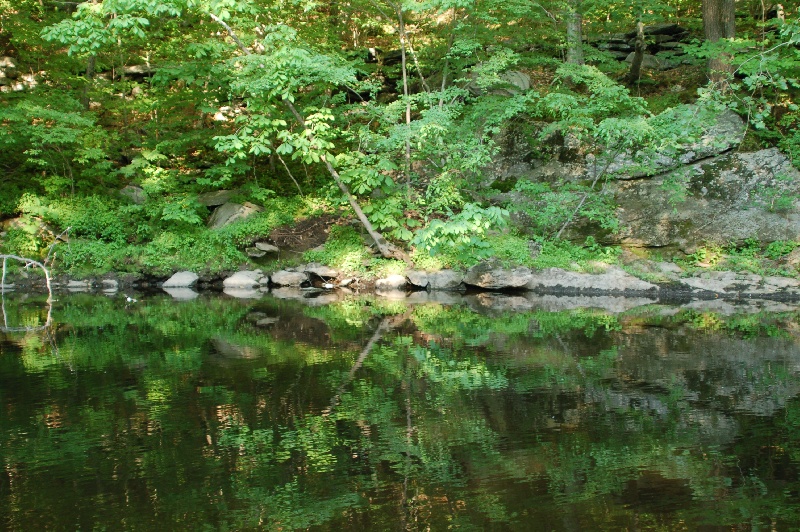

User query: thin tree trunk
[396,5,412,196]
[626,21,645,83]
[565,0,584,65]
[81,54,96,110]
[702,0,736,89]
[439,30,455,110]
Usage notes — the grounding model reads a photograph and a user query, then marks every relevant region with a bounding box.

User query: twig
[276,153,304,196]
[208,13,250,54]
[555,146,623,239]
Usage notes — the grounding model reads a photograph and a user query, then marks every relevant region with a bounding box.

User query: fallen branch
[1,254,54,333]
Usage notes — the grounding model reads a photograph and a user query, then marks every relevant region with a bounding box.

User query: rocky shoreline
[5,259,800,307]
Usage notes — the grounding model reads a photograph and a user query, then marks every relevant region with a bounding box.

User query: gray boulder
[406,270,464,291]
[679,271,800,298]
[255,242,280,253]
[598,107,746,179]
[463,260,533,289]
[468,69,531,96]
[208,202,262,229]
[198,189,235,207]
[246,248,266,258]
[223,270,264,288]
[525,266,657,293]
[375,274,408,290]
[163,271,199,288]
[303,263,339,279]
[271,270,307,287]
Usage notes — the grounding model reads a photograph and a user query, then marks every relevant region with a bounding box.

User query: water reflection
[1,291,800,530]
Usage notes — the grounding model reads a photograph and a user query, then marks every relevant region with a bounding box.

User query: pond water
[2,291,800,530]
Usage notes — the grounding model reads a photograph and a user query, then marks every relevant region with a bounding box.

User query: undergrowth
[676,238,800,277]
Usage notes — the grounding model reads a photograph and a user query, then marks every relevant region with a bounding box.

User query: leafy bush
[510,180,619,237]
[531,237,620,271]
[412,203,509,262]
[18,194,131,243]
[303,225,371,274]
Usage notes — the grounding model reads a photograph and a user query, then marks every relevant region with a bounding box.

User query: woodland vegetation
[0,0,798,277]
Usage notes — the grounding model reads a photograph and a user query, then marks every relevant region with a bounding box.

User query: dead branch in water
[1,253,54,333]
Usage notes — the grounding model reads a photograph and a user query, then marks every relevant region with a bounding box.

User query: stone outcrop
[303,263,339,279]
[198,189,236,207]
[463,260,533,289]
[163,271,199,288]
[375,274,408,290]
[406,270,464,291]
[120,185,146,204]
[255,242,280,253]
[525,266,657,294]
[593,24,691,69]
[611,148,800,250]
[223,270,265,288]
[207,202,263,229]
[270,270,307,287]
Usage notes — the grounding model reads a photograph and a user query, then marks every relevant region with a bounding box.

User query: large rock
[375,274,408,290]
[504,106,746,186]
[463,260,533,289]
[207,202,262,229]
[624,52,675,71]
[255,242,280,253]
[271,270,307,287]
[120,185,146,204]
[303,263,339,279]
[525,266,657,293]
[406,270,464,291]
[468,70,531,97]
[223,270,264,288]
[198,189,236,206]
[611,148,800,249]
[679,271,800,298]
[246,248,266,258]
[163,271,199,288]
[594,106,746,180]
[0,57,18,82]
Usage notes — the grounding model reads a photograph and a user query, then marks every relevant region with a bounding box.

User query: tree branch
[207,13,410,262]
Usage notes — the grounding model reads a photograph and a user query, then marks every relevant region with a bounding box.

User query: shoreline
[4,260,800,304]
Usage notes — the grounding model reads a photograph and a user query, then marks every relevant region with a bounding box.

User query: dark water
[2,291,800,530]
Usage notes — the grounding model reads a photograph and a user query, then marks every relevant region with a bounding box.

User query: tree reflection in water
[1,292,800,530]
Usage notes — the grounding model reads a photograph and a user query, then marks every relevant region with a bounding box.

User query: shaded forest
[1,0,798,276]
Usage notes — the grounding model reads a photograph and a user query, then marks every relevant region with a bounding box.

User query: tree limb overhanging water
[1,254,53,332]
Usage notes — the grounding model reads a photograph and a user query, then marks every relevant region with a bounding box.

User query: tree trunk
[396,5,412,195]
[81,54,96,110]
[702,0,736,88]
[565,0,584,65]
[626,21,645,83]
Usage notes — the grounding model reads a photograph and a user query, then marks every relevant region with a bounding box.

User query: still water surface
[2,291,800,530]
